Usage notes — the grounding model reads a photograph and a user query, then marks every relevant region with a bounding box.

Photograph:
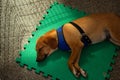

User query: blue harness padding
[57,26,71,51]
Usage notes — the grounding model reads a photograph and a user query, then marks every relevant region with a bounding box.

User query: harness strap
[69,22,85,34]
[57,26,71,51]
[69,22,92,46]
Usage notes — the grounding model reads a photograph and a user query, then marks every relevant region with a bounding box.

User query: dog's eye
[39,47,44,52]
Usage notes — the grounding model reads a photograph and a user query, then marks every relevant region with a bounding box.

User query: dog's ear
[36,38,43,51]
[44,36,57,49]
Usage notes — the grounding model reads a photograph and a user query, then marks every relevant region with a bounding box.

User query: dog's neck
[50,30,58,48]
[50,30,58,42]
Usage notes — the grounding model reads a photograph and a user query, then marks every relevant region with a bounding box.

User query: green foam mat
[16,2,119,80]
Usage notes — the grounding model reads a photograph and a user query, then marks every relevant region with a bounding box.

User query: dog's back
[67,13,120,45]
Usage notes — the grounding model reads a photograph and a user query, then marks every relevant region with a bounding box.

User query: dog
[36,13,120,77]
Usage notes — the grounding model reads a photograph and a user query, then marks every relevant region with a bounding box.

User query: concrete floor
[0,0,120,80]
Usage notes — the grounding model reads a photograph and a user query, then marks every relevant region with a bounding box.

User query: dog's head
[36,30,57,62]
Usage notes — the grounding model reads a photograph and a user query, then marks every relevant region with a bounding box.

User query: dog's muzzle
[36,54,48,62]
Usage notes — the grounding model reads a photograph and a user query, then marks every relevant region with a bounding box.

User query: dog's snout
[36,59,41,62]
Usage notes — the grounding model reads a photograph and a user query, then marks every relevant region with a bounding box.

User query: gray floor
[0,0,120,80]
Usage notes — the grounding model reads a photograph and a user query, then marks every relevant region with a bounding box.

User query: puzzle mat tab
[16,2,119,80]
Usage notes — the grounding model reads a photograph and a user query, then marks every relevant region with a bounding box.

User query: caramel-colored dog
[36,13,120,77]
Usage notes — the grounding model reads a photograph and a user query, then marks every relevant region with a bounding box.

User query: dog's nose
[36,59,40,62]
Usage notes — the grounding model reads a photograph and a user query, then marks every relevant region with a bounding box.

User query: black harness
[69,22,92,46]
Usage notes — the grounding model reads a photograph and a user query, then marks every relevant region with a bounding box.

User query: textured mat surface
[16,2,119,80]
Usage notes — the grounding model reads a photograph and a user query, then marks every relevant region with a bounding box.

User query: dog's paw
[73,67,87,78]
[73,67,81,77]
[80,68,87,77]
[75,72,81,77]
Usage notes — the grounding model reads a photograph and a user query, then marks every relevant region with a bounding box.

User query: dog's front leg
[68,44,86,77]
[74,53,87,77]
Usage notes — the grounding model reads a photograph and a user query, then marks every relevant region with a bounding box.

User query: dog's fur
[36,13,120,77]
